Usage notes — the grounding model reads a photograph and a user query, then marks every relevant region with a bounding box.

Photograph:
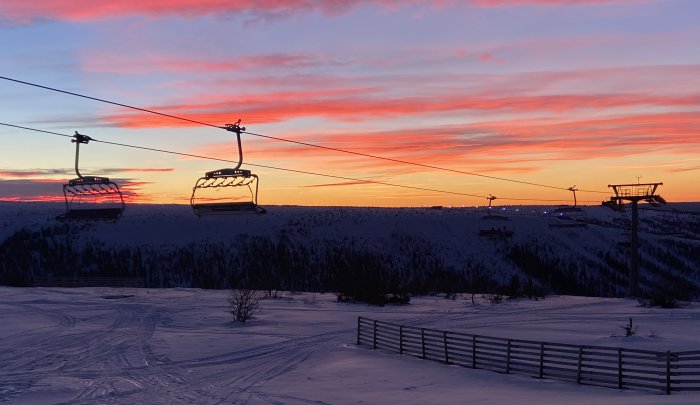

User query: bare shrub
[229,289,261,323]
[484,294,505,304]
[621,316,637,337]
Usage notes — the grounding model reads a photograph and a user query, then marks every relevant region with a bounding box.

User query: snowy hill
[1,202,699,299]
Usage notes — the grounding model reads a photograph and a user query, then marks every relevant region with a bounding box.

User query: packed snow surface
[1,287,699,404]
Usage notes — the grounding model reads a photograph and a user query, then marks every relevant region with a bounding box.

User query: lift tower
[603,182,666,297]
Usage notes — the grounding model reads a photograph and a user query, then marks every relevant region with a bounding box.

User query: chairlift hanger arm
[568,185,578,207]
[72,131,92,178]
[487,194,497,208]
[219,119,246,171]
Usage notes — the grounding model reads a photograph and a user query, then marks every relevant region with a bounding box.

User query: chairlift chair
[190,120,266,216]
[548,186,587,229]
[57,132,125,221]
[478,195,514,238]
[548,206,588,228]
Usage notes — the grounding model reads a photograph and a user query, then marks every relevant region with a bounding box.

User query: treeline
[0,225,504,297]
[1,224,698,301]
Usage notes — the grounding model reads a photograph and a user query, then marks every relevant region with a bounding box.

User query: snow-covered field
[2,287,699,404]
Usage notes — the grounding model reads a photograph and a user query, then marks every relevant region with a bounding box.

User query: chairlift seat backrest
[68,176,111,186]
[205,168,251,178]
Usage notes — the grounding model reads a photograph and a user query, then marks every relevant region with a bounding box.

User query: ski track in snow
[2,287,700,404]
[0,289,355,404]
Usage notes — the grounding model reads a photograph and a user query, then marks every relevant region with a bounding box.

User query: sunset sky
[1,0,699,207]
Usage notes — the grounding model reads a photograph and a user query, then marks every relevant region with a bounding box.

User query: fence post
[618,348,623,389]
[357,317,361,345]
[399,325,404,354]
[373,320,377,349]
[506,339,512,374]
[666,351,672,395]
[577,347,583,384]
[443,331,449,364]
[421,328,426,359]
[472,335,477,369]
[539,342,545,379]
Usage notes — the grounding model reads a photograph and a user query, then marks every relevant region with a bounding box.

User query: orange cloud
[98,95,700,183]
[666,166,700,173]
[302,180,376,188]
[201,110,700,178]
[108,168,174,173]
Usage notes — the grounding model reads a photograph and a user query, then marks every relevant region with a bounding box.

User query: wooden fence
[357,317,700,394]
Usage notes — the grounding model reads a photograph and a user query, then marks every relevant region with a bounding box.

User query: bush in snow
[229,289,261,323]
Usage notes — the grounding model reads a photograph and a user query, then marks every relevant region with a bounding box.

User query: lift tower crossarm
[608,182,663,201]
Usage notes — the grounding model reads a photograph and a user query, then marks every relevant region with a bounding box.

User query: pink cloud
[0,168,174,178]
[470,0,641,6]
[0,0,640,23]
[82,52,339,75]
[0,1,433,24]
[0,196,63,203]
[0,177,155,203]
[478,53,501,63]
[0,170,71,178]
[101,91,700,127]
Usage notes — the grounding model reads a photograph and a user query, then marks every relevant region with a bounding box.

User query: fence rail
[357,317,700,394]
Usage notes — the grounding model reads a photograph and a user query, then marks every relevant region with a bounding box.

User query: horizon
[3,199,700,210]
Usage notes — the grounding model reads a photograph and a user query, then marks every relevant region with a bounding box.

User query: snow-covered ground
[2,287,699,404]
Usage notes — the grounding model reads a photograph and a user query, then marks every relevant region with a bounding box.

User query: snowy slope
[1,202,699,298]
[1,287,699,404]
